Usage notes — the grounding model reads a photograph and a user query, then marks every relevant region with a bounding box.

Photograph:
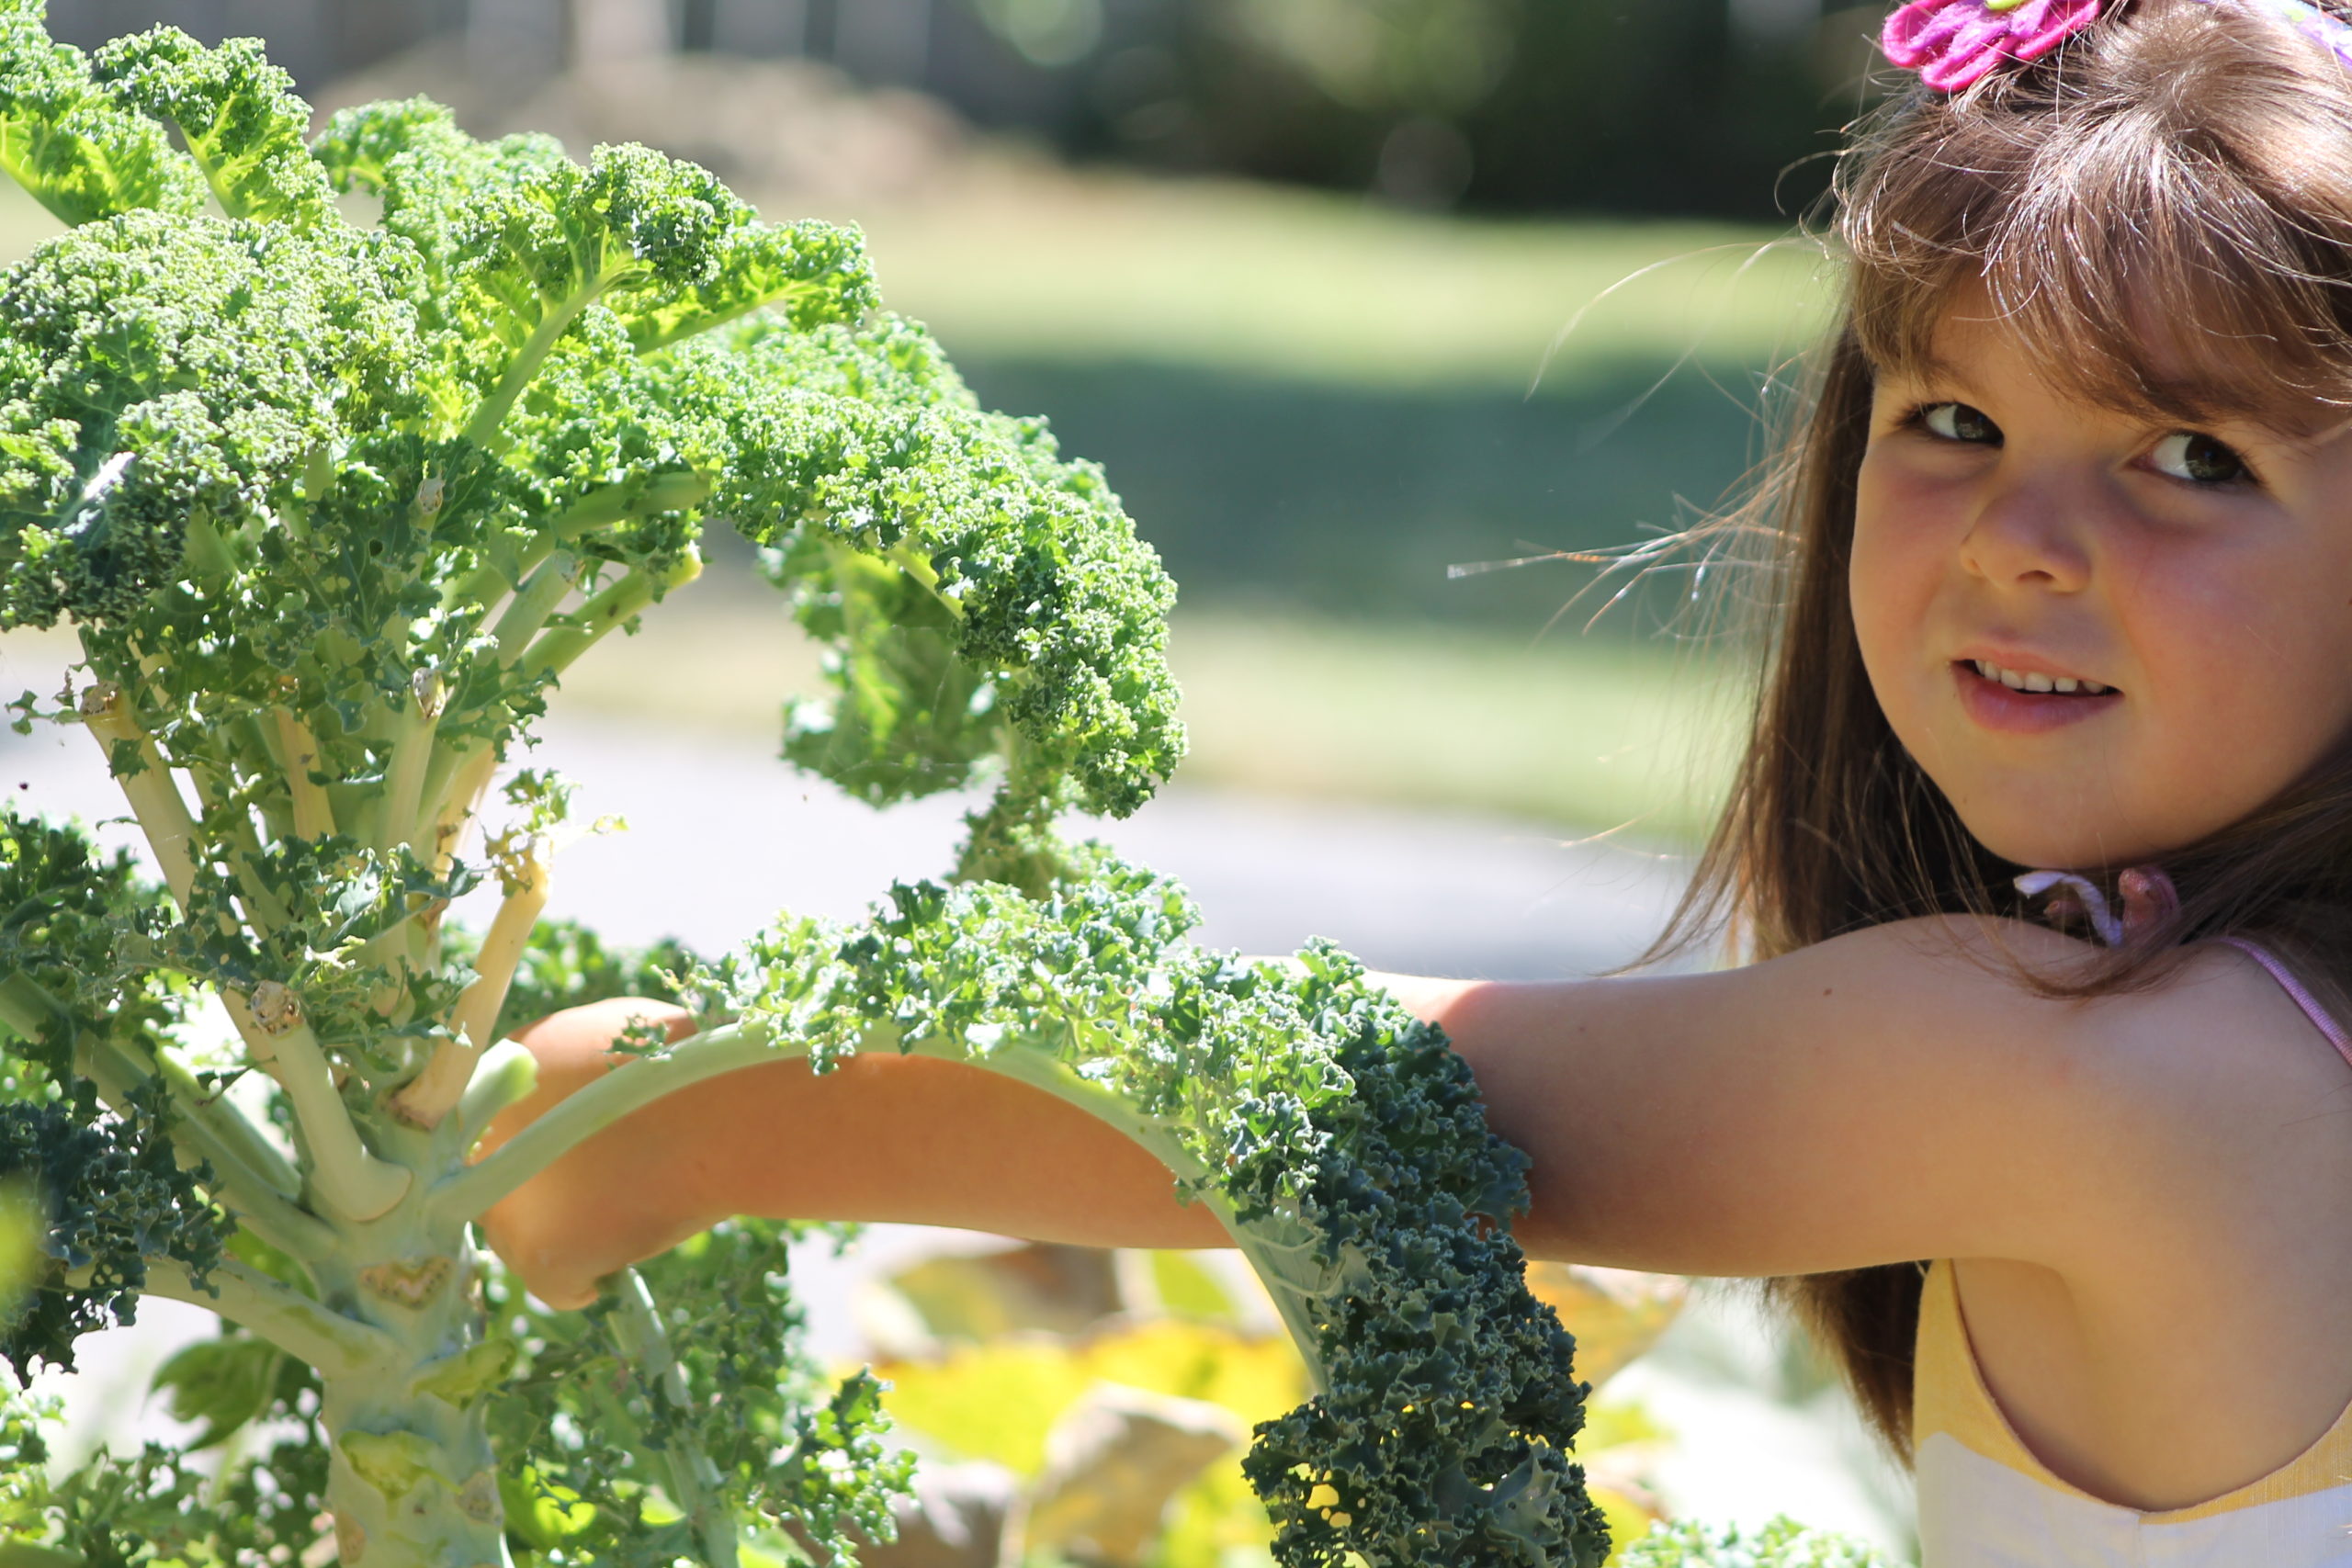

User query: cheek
[1848,459,1949,683]
[2125,541,2352,806]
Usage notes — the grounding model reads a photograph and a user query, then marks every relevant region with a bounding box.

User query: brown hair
[1656,0,2352,1459]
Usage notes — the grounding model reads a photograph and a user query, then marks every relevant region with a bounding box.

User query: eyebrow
[1876,350,1986,401]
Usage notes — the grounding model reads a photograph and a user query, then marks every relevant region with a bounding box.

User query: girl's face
[1851,289,2352,869]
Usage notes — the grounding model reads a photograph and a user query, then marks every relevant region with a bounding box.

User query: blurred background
[3,2,1922,1562]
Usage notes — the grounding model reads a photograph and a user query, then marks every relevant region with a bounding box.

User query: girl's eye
[2149,431,2251,486]
[1920,402,2000,444]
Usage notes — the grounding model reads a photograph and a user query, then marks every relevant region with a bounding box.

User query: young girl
[480,0,2352,1558]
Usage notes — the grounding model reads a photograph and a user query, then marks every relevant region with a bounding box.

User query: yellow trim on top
[1914,1259,2352,1524]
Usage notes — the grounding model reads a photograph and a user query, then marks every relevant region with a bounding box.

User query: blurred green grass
[841,173,1833,392]
[0,172,1789,839]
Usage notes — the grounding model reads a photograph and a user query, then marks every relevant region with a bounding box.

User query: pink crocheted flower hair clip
[1882,0,2352,92]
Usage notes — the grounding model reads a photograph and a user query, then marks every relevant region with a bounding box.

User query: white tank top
[1914,1256,2352,1564]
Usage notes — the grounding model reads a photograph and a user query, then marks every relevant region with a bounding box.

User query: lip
[1952,660,2122,734]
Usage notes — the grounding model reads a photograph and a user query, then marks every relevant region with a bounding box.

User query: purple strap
[2213,936,2352,1073]
[2015,867,2352,1070]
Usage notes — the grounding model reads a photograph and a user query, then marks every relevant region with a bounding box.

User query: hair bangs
[1845,0,2352,427]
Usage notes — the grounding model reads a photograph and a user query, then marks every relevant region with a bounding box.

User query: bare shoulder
[1440,914,2352,1278]
[1799,915,2352,1164]
[1827,918,2352,1270]
[2061,935,2352,1243]
[1917,918,2352,1127]
[1778,913,2346,1078]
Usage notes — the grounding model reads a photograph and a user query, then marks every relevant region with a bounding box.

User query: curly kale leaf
[158,839,481,1073]
[4,31,1174,876]
[0,807,175,1100]
[312,98,873,445]
[715,852,1608,1567]
[0,1378,331,1568]
[483,1219,911,1568]
[0,0,206,225]
[88,26,334,226]
[0,209,424,629]
[675,315,1184,822]
[1238,962,1600,1567]
[0,1084,232,1380]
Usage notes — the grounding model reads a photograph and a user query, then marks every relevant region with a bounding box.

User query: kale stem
[136,1254,395,1381]
[442,471,710,618]
[185,765,293,932]
[389,838,549,1130]
[78,682,199,907]
[380,680,442,859]
[270,708,337,841]
[521,549,704,680]
[75,1029,336,1262]
[454,1040,538,1153]
[240,714,296,843]
[429,1018,783,1227]
[221,996,413,1223]
[491,552,581,667]
[100,1030,304,1199]
[461,285,605,451]
[600,1268,742,1568]
[424,745,502,880]
[888,544,967,622]
[0,975,50,1045]
[405,553,577,852]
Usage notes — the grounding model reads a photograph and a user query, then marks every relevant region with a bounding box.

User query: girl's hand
[472,997,703,1310]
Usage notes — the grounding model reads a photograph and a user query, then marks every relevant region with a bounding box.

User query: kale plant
[1618,1517,1902,1567]
[0,6,1610,1564]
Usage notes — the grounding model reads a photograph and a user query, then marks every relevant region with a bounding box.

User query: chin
[1912,746,2203,873]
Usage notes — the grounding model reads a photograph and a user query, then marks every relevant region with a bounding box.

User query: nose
[1957,469,2095,593]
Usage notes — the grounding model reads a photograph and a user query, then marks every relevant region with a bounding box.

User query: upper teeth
[1973,660,2106,695]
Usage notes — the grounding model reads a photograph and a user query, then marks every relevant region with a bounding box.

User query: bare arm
[481,920,2245,1308]
[475,998,1228,1308]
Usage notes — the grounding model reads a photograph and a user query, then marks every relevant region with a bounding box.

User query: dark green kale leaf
[713,852,1611,1566]
[0,807,175,1100]
[0,1083,231,1380]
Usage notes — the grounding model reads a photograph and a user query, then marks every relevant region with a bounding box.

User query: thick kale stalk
[0,5,1608,1565]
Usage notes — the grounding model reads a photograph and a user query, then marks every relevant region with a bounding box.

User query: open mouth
[1957,659,2118,698]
